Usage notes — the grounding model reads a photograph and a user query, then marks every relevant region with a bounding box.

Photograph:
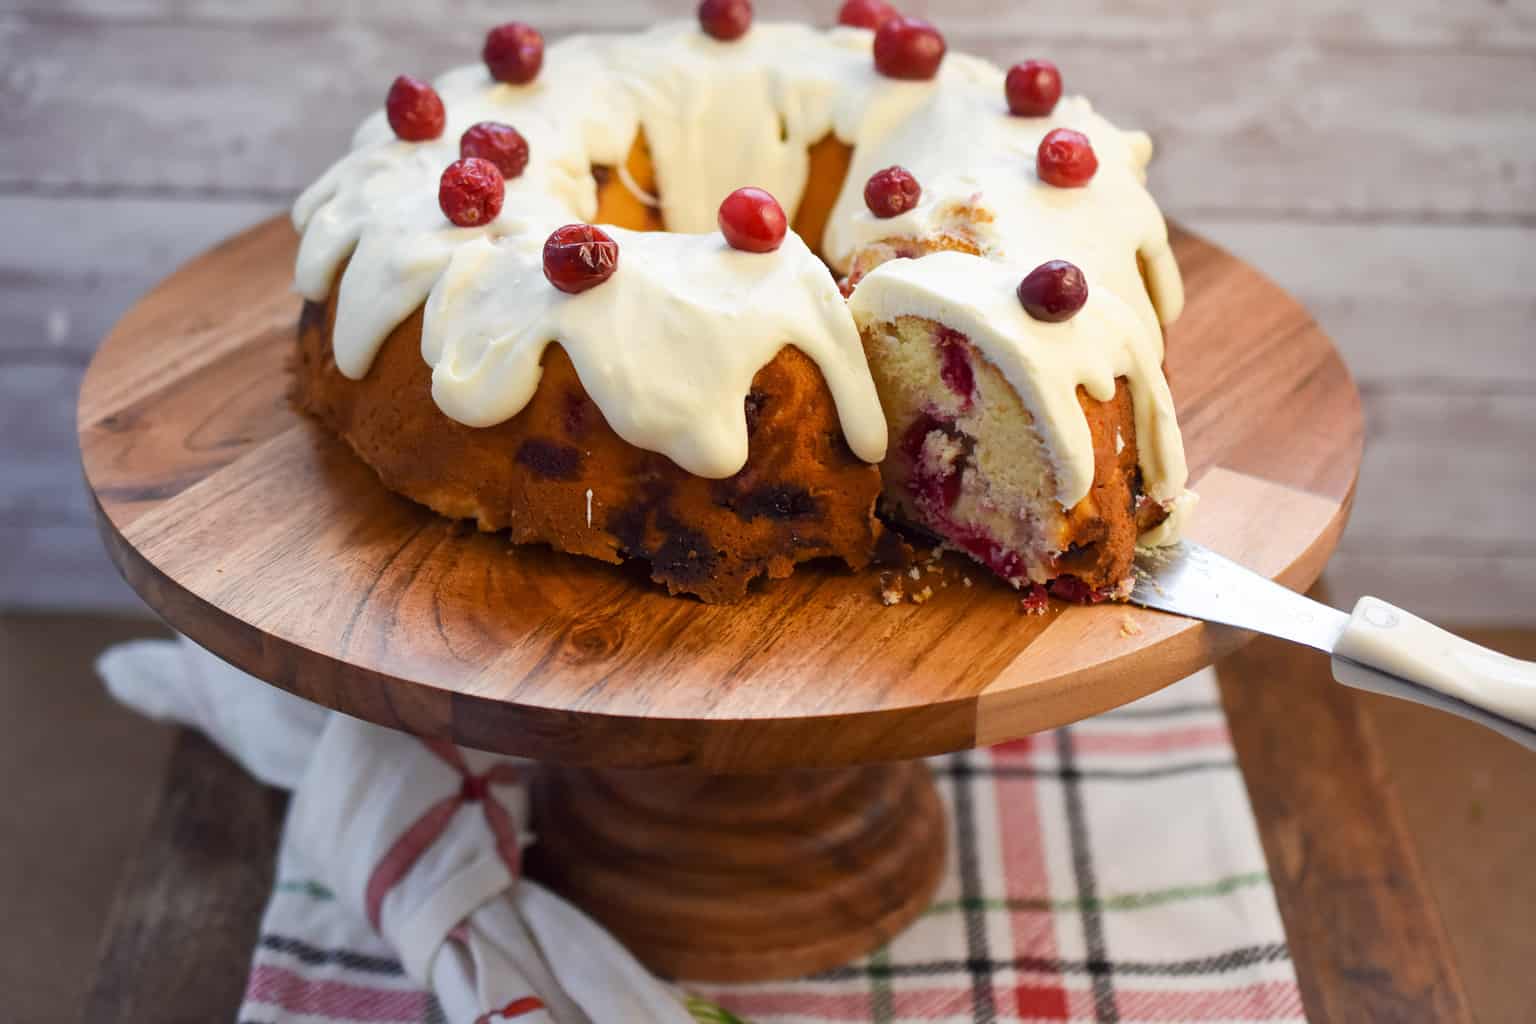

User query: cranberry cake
[290,8,1192,603]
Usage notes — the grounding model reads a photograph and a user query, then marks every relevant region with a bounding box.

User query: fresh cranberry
[936,329,975,406]
[483,22,544,84]
[543,224,620,294]
[873,17,945,80]
[838,0,898,30]
[385,75,445,142]
[718,187,787,253]
[1036,127,1097,187]
[1006,59,1061,117]
[1017,260,1088,322]
[439,158,505,227]
[863,165,922,218]
[460,122,529,180]
[698,0,753,41]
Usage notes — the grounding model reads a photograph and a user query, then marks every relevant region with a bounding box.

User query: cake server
[1129,541,1536,751]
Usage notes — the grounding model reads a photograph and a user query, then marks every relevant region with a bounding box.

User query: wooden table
[80,630,1498,1023]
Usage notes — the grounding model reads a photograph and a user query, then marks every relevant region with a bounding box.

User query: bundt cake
[291,6,1194,605]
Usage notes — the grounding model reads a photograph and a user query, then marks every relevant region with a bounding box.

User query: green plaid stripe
[924,871,1271,916]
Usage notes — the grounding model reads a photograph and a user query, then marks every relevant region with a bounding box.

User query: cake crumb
[878,572,905,606]
[908,566,921,581]
[1020,584,1050,616]
[1119,615,1143,638]
[962,576,973,588]
[910,585,934,605]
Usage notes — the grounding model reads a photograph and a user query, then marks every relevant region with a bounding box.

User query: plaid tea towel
[100,638,1303,1024]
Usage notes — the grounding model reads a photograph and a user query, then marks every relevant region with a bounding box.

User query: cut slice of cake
[846,240,1192,604]
[852,308,1173,603]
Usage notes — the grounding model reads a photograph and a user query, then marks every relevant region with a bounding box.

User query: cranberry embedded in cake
[873,17,946,80]
[460,122,530,180]
[385,75,445,141]
[483,23,545,84]
[935,329,975,405]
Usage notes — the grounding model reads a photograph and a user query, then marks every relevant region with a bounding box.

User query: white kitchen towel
[99,637,694,1024]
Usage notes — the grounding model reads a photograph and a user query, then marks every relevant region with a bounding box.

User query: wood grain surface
[6,1,1534,621]
[528,762,947,980]
[83,729,287,1024]
[77,217,1362,770]
[1216,635,1476,1023]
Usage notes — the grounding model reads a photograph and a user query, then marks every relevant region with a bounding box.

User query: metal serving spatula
[1130,541,1536,751]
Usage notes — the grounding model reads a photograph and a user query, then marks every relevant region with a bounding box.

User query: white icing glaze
[292,19,1189,537]
[421,227,883,478]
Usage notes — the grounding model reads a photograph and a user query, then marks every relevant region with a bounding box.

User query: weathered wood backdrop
[3,0,1533,622]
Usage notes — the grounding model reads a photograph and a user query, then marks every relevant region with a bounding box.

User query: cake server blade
[1129,541,1349,654]
[1128,540,1536,751]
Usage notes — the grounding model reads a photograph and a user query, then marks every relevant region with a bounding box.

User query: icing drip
[292,19,1189,535]
[422,228,883,479]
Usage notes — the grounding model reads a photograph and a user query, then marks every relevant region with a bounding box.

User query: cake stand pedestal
[79,218,1362,981]
[528,763,945,980]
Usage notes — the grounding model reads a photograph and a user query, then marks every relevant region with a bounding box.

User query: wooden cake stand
[79,219,1362,982]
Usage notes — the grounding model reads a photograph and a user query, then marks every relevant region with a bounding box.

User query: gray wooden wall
[4,1,1534,623]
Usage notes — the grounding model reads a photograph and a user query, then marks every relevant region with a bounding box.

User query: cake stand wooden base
[527,761,946,982]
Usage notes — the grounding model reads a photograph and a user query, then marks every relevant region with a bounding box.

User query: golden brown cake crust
[295,288,883,604]
[1056,380,1167,591]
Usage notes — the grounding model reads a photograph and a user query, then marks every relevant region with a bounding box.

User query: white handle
[1331,596,1536,747]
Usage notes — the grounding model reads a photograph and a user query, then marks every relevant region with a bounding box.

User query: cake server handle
[1331,596,1536,751]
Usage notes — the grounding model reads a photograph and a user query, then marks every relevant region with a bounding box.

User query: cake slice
[844,225,1192,604]
[852,310,1168,603]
